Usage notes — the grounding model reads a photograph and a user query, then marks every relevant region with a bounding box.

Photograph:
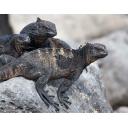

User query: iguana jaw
[46,31,57,37]
[91,43,108,59]
[81,43,108,65]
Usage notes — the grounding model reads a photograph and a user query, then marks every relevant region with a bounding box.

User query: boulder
[114,106,128,113]
[0,64,112,113]
[93,29,128,109]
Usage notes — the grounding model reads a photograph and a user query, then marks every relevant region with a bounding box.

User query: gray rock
[114,106,128,113]
[93,29,128,109]
[0,64,112,113]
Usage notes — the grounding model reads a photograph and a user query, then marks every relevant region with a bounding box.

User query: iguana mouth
[100,51,108,57]
[93,50,108,58]
[92,43,108,58]
[46,31,56,37]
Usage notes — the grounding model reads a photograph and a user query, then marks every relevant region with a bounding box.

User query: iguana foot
[47,93,59,112]
[57,78,72,109]
[58,94,71,109]
[36,86,59,111]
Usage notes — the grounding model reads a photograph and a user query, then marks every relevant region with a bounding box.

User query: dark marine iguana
[0,34,32,66]
[20,17,71,49]
[20,17,57,47]
[0,43,108,111]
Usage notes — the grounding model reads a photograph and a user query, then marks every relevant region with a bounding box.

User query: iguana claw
[58,94,71,109]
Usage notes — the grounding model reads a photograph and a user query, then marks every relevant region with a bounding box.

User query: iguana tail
[0,61,25,81]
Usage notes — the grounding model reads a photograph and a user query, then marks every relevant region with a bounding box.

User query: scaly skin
[0,43,108,111]
[0,37,71,67]
[20,17,71,49]
[35,38,71,49]
[20,17,57,47]
[0,34,32,66]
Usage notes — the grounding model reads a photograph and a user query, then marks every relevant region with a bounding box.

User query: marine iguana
[0,43,108,111]
[20,17,71,49]
[0,34,31,66]
[20,17,57,47]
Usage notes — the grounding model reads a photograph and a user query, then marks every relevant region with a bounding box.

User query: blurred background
[1,14,128,112]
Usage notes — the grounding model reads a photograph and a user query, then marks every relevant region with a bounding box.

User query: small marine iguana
[0,43,108,111]
[20,17,71,49]
[0,34,31,66]
[20,17,57,47]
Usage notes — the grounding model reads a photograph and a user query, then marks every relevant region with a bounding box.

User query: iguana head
[81,43,108,65]
[12,34,32,54]
[20,17,57,45]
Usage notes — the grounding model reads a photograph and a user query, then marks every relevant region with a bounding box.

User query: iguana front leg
[57,78,72,109]
[35,75,59,111]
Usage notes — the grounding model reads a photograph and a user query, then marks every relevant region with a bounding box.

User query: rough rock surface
[93,29,128,109]
[0,64,112,113]
[114,106,128,113]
